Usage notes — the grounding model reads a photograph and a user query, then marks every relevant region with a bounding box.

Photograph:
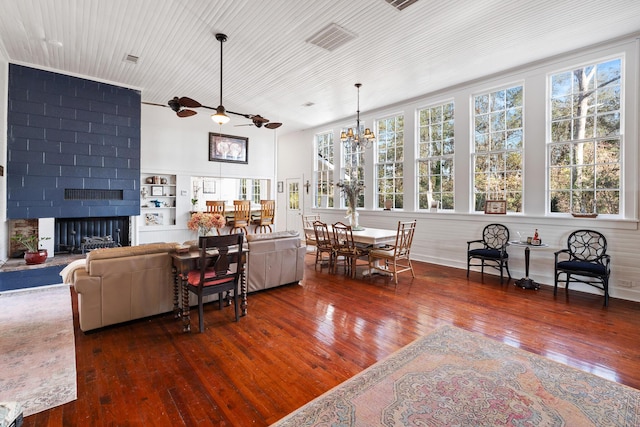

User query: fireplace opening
[54,216,130,254]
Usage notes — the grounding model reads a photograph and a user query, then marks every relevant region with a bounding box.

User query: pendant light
[211,33,230,125]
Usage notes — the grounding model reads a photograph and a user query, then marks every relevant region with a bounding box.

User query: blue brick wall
[7,64,141,219]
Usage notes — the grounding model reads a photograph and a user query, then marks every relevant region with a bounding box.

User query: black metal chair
[185,234,244,332]
[554,229,611,306]
[467,223,511,283]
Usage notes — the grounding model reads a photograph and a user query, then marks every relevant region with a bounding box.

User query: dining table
[171,246,247,332]
[304,225,398,276]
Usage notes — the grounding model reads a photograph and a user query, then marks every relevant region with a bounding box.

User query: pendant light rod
[212,33,230,125]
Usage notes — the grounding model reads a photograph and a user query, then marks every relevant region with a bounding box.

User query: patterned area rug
[272,325,640,426]
[0,285,77,417]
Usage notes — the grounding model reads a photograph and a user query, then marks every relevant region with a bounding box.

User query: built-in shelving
[140,173,177,227]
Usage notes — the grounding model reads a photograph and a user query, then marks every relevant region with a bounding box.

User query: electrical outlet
[619,280,633,288]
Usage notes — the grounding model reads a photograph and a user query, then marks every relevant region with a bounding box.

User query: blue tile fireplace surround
[3,65,141,290]
[7,64,141,220]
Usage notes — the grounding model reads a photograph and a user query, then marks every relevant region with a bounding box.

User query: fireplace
[54,217,130,254]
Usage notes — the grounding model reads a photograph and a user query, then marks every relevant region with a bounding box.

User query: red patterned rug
[271,325,640,426]
[0,285,77,417]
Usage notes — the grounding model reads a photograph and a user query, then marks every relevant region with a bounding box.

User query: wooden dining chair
[331,221,369,278]
[302,214,321,249]
[368,220,417,284]
[185,234,244,332]
[312,220,334,271]
[252,200,275,233]
[228,200,251,235]
[206,200,225,215]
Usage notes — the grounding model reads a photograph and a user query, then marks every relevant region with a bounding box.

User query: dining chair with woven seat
[252,199,275,233]
[368,220,417,284]
[302,214,321,250]
[312,220,334,271]
[467,223,511,284]
[331,221,369,278]
[185,233,244,332]
[554,229,611,306]
[228,200,251,235]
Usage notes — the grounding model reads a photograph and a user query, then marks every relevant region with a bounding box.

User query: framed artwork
[277,181,284,193]
[202,179,216,194]
[484,200,507,214]
[151,186,163,196]
[144,212,163,225]
[209,133,248,164]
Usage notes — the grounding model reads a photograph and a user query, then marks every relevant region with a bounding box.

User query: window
[548,58,621,215]
[417,101,454,210]
[342,126,365,208]
[251,180,261,204]
[376,114,404,208]
[472,85,524,212]
[315,132,334,208]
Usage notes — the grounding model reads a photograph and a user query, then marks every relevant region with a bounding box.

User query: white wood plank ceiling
[0,0,639,134]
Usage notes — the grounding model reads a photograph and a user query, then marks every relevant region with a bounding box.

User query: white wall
[139,104,277,244]
[278,36,640,302]
[0,49,8,262]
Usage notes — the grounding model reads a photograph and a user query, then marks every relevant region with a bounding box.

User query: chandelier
[341,83,376,149]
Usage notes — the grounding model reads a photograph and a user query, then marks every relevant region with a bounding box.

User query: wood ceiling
[1,0,639,134]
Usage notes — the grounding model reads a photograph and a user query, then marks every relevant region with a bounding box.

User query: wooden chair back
[206,200,225,215]
[253,200,275,233]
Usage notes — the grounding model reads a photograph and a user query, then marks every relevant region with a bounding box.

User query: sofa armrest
[72,269,103,331]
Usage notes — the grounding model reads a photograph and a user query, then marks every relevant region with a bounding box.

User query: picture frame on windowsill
[484,200,507,214]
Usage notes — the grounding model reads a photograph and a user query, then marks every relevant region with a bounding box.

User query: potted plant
[10,232,51,264]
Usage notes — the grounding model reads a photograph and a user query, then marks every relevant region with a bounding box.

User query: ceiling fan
[141,99,283,128]
[141,33,282,129]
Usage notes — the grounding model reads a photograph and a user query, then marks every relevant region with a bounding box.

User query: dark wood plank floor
[23,253,640,426]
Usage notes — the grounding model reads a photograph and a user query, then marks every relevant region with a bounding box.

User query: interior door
[285,178,302,235]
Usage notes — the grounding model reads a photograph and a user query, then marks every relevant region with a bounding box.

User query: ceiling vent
[306,23,356,52]
[384,0,419,11]
[123,54,139,64]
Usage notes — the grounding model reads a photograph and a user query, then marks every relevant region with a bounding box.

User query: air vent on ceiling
[384,0,419,11]
[123,54,139,64]
[306,23,356,52]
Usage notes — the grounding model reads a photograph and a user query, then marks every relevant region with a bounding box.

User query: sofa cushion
[246,230,299,242]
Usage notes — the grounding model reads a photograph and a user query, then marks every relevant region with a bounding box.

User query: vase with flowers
[187,212,226,236]
[337,179,365,230]
[10,232,51,264]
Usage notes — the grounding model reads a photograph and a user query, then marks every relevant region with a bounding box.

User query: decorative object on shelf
[151,186,163,196]
[140,186,148,198]
[145,176,154,184]
[340,83,376,150]
[337,179,365,231]
[160,177,167,184]
[484,200,507,214]
[144,212,163,226]
[150,199,162,207]
[10,232,51,264]
[187,212,226,236]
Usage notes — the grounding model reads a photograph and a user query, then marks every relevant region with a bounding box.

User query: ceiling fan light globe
[211,105,230,125]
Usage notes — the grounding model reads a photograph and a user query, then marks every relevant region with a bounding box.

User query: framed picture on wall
[209,133,248,164]
[277,181,284,193]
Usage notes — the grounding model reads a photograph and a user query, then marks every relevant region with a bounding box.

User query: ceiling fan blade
[265,122,282,129]
[141,101,168,108]
[177,109,197,118]
[179,97,201,108]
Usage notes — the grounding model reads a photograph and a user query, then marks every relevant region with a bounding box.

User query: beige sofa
[62,231,305,332]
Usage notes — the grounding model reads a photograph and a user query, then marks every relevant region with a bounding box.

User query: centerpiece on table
[336,179,365,230]
[10,232,51,264]
[187,212,226,236]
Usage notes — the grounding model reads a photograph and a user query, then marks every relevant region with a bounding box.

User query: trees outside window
[548,58,621,215]
[472,85,524,212]
[314,132,334,208]
[417,101,454,210]
[376,115,404,209]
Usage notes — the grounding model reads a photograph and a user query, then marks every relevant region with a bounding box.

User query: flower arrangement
[187,212,226,236]
[336,179,365,228]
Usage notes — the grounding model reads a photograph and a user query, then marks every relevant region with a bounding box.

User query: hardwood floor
[23,253,640,426]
